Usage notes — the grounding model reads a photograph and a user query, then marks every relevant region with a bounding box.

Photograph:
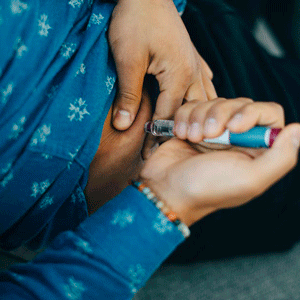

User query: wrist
[141,177,217,227]
[132,180,191,237]
[139,177,194,227]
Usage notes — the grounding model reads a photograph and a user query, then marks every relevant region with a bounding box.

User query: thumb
[113,57,147,131]
[253,123,300,188]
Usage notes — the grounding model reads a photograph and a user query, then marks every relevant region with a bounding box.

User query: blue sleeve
[0,186,185,299]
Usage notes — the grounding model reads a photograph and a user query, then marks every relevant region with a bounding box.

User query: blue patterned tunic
[0,0,186,298]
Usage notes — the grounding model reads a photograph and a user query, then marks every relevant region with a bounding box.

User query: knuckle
[189,103,206,123]
[204,76,215,90]
[176,100,199,120]
[240,103,256,115]
[235,97,254,103]
[206,99,227,117]
[207,69,214,80]
[188,99,203,106]
[182,64,194,82]
[118,90,140,105]
[269,102,285,116]
[175,105,188,120]
[201,64,214,81]
[215,97,227,102]
[189,109,201,123]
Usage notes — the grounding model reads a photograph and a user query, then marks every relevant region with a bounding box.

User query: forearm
[0,186,184,299]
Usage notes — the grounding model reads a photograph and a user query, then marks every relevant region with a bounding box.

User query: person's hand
[173,97,285,155]
[174,97,285,141]
[140,99,300,226]
[109,0,217,133]
[140,124,300,227]
[84,89,151,215]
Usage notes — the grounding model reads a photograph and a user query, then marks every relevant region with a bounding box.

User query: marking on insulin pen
[264,127,271,147]
[203,129,230,145]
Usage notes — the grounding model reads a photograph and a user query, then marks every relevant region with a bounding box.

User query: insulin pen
[145,120,282,148]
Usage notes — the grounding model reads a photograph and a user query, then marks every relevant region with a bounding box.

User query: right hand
[140,124,300,227]
[172,97,286,154]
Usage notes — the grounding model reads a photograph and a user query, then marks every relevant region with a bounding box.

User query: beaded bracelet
[132,180,190,239]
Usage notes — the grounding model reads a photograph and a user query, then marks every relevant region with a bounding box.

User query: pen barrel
[230,127,272,148]
[145,120,281,148]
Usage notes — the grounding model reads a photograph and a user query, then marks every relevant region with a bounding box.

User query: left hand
[109,0,217,134]
[140,123,300,226]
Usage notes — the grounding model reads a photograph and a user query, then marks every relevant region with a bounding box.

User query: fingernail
[204,118,218,135]
[188,123,201,140]
[227,113,243,128]
[114,110,132,129]
[176,122,187,138]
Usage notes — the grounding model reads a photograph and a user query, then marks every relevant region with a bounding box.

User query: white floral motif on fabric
[60,43,77,60]
[9,116,26,139]
[67,161,73,170]
[9,272,24,281]
[31,124,51,146]
[88,13,104,27]
[111,209,135,228]
[105,76,115,95]
[0,161,13,187]
[75,238,93,255]
[41,153,53,160]
[128,264,146,294]
[39,194,54,209]
[75,64,86,77]
[1,82,14,105]
[38,14,51,37]
[71,194,76,204]
[70,187,86,204]
[0,171,13,188]
[10,0,28,15]
[68,148,79,160]
[153,212,173,234]
[68,98,90,122]
[0,162,12,175]
[68,0,84,8]
[63,276,85,300]
[31,179,50,197]
[14,37,28,58]
[67,152,75,169]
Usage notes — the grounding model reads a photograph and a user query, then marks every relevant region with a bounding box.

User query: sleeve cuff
[78,185,185,291]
